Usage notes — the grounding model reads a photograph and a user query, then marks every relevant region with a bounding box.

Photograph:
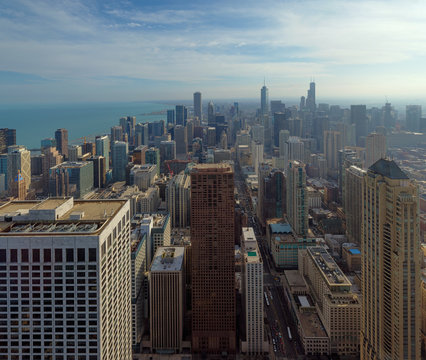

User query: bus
[264,292,270,306]
[287,326,292,341]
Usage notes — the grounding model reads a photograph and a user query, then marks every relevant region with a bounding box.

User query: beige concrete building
[361,159,421,360]
[0,197,132,359]
[166,171,191,228]
[299,247,360,356]
[149,246,185,353]
[324,130,342,177]
[365,132,386,169]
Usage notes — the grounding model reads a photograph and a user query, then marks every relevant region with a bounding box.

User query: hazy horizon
[1,0,426,104]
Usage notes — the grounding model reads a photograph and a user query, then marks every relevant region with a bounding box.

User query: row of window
[0,248,97,264]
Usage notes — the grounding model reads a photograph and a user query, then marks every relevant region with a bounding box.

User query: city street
[234,165,304,359]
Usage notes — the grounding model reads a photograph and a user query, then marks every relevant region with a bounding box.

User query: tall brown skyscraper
[55,128,68,158]
[190,164,236,355]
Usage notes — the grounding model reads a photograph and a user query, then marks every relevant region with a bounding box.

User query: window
[66,249,74,262]
[21,249,29,262]
[77,249,85,263]
[0,250,5,263]
[55,249,63,262]
[44,249,51,263]
[32,249,40,263]
[10,249,17,263]
[88,249,96,262]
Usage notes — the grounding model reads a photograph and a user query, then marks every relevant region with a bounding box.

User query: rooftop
[298,310,328,339]
[369,158,409,179]
[0,197,126,235]
[51,161,91,169]
[269,223,292,234]
[242,227,261,263]
[284,270,306,289]
[308,247,351,288]
[150,246,184,272]
[191,163,233,174]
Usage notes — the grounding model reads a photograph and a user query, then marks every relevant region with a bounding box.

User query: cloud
[0,0,426,102]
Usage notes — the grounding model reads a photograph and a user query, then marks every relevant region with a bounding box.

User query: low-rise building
[299,247,361,357]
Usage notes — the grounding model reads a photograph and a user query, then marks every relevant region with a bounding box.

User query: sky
[1,0,426,104]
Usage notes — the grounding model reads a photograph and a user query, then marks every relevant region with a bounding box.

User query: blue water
[0,102,171,149]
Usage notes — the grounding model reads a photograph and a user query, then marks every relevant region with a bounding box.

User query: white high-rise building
[96,135,110,170]
[284,137,305,173]
[166,171,191,228]
[241,227,267,355]
[251,140,264,175]
[0,197,132,359]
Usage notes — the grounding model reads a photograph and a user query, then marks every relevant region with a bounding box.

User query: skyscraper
[49,161,94,198]
[0,128,16,153]
[95,135,110,170]
[207,101,215,126]
[365,132,386,168]
[273,112,289,146]
[351,105,367,146]
[260,83,269,116]
[0,197,132,359]
[175,105,187,126]
[241,227,265,355]
[55,128,68,158]
[167,109,175,126]
[7,145,31,197]
[193,91,202,120]
[111,141,128,181]
[191,164,236,354]
[361,159,421,359]
[166,171,191,228]
[344,165,365,245]
[174,125,188,156]
[286,161,308,237]
[323,130,343,176]
[149,246,185,353]
[306,81,316,113]
[406,105,422,132]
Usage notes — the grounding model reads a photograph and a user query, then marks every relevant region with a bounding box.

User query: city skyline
[1,0,426,103]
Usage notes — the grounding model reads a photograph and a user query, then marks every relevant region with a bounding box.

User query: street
[234,165,304,359]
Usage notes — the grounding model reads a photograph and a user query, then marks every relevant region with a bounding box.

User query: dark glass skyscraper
[55,128,69,159]
[175,105,187,126]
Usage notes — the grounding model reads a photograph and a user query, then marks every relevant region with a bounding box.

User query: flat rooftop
[191,163,233,173]
[284,270,306,288]
[151,246,184,272]
[308,247,351,288]
[242,227,261,263]
[299,310,328,339]
[0,198,126,235]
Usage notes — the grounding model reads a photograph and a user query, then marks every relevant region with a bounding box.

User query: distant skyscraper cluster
[0,81,424,360]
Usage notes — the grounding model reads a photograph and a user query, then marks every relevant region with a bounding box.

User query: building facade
[361,159,421,360]
[149,246,185,353]
[0,197,132,359]
[191,164,236,354]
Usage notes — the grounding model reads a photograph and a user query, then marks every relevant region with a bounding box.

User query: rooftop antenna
[263,76,265,86]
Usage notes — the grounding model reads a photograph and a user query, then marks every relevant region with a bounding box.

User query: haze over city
[1,0,426,104]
